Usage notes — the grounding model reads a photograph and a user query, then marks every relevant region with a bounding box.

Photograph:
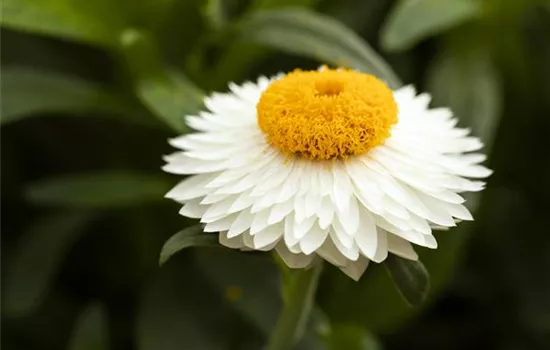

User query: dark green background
[2,0,549,349]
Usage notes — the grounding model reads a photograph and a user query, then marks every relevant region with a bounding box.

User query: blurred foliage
[1,0,549,349]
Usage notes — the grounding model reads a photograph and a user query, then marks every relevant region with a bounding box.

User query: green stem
[266,261,323,350]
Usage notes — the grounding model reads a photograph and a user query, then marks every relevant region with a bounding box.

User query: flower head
[163,68,491,280]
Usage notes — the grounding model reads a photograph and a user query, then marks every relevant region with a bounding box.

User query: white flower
[163,68,491,281]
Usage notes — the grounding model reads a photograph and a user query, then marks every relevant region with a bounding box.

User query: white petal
[250,209,270,234]
[387,234,418,260]
[355,209,378,260]
[332,163,352,213]
[372,228,388,263]
[299,224,329,255]
[179,198,208,218]
[228,209,254,238]
[253,223,283,249]
[335,196,360,237]
[204,213,238,232]
[165,174,217,201]
[293,215,317,240]
[275,243,315,269]
[268,200,294,225]
[339,257,369,281]
[219,231,244,249]
[317,196,335,229]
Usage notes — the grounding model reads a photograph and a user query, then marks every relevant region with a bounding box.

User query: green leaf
[1,0,127,48]
[250,0,319,10]
[120,29,204,132]
[381,0,481,52]
[68,303,109,350]
[195,249,282,334]
[237,9,401,88]
[3,211,93,316]
[0,66,141,126]
[138,257,240,350]
[159,225,219,265]
[324,324,381,350]
[26,171,171,208]
[384,255,430,306]
[426,50,502,150]
[202,0,226,29]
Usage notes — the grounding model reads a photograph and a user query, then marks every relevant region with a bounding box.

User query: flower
[163,68,491,281]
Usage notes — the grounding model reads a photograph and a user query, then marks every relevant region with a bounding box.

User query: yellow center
[257,68,398,160]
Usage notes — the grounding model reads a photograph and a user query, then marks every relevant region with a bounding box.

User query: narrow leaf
[237,9,401,88]
[381,0,481,52]
[324,324,381,350]
[120,29,204,133]
[1,0,126,47]
[384,255,429,306]
[159,225,218,265]
[4,211,93,316]
[426,50,502,149]
[26,171,171,208]
[1,66,141,126]
[69,303,109,350]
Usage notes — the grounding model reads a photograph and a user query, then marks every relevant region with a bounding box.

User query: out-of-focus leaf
[381,0,481,52]
[68,303,108,350]
[195,249,282,335]
[426,50,502,149]
[250,0,318,10]
[159,226,218,265]
[120,29,204,132]
[3,211,93,316]
[26,171,171,208]
[138,255,262,350]
[202,0,226,29]
[1,0,126,47]
[324,324,381,350]
[237,9,401,88]
[0,66,141,126]
[384,255,430,306]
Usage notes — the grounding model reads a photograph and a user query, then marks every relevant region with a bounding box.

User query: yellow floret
[257,68,398,160]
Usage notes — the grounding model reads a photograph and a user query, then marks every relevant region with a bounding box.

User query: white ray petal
[268,200,294,225]
[372,228,388,263]
[387,234,418,260]
[219,231,244,249]
[275,244,315,269]
[204,213,238,232]
[228,209,254,238]
[340,257,370,281]
[293,215,317,240]
[332,163,352,213]
[179,198,208,218]
[250,209,270,234]
[165,173,218,201]
[355,209,378,260]
[317,196,335,229]
[299,224,329,255]
[253,222,283,249]
[317,240,348,267]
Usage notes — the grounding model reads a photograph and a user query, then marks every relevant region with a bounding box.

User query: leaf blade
[384,255,430,306]
[26,171,171,208]
[237,9,401,88]
[159,225,219,265]
[3,211,93,316]
[381,0,481,52]
[0,66,140,126]
[69,303,109,350]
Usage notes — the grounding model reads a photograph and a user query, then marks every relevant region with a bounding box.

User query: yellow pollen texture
[257,68,398,160]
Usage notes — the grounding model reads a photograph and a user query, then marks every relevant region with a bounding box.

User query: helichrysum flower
[163,68,490,280]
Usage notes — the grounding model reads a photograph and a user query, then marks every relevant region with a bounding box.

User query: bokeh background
[2,0,550,349]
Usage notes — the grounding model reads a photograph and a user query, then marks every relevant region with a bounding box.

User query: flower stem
[266,261,323,350]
